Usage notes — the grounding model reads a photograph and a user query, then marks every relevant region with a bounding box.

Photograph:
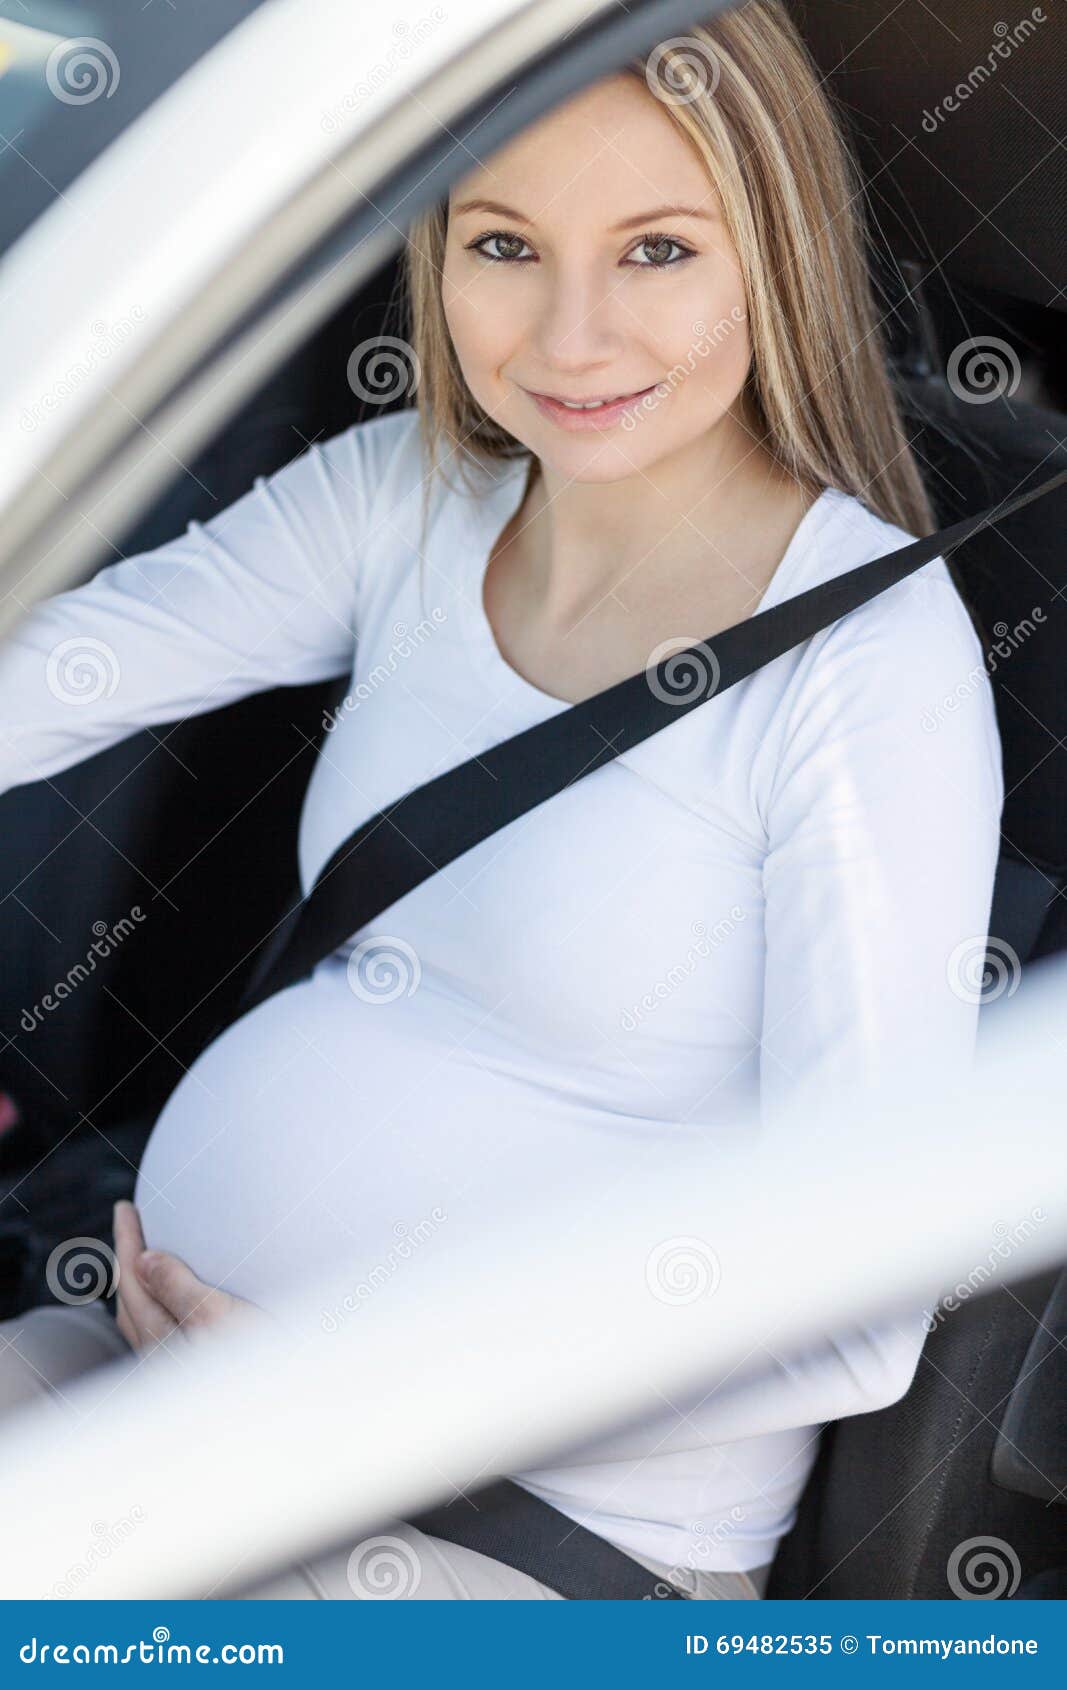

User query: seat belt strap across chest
[236,463,1067,1022]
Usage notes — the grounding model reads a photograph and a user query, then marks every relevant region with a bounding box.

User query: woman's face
[442,73,753,485]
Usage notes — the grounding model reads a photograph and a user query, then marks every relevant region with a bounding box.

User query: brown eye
[629,233,695,269]
[468,231,534,263]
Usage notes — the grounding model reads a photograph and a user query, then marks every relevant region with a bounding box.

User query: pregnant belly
[133,958,633,1315]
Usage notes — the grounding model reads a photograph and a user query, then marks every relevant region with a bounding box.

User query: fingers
[114,1296,137,1349]
[135,1248,233,1329]
[113,1201,256,1340]
[112,1199,179,1349]
[113,1196,146,1256]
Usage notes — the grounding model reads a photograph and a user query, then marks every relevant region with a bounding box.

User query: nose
[528,259,628,374]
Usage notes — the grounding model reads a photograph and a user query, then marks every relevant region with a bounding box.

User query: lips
[524,383,659,429]
[531,386,649,407]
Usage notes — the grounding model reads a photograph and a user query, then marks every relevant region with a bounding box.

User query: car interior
[0,0,1064,1598]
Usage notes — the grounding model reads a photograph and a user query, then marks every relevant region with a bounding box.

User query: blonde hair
[400,0,939,558]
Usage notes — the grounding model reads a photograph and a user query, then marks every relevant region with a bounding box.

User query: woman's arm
[541,561,1004,1467]
[742,563,1002,1415]
[757,565,1003,1134]
[0,412,406,797]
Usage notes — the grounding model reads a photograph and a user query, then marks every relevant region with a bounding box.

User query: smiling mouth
[526,384,656,410]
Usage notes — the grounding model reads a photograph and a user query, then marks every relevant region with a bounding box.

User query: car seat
[765,369,1067,1596]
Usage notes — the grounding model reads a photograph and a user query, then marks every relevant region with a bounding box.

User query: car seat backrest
[767,1267,1065,1598]
[790,0,1066,314]
[899,375,1067,971]
[769,377,1067,1598]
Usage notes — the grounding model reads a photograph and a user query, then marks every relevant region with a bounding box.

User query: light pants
[0,1301,769,1601]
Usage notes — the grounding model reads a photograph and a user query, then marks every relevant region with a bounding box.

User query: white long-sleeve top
[0,408,1003,1571]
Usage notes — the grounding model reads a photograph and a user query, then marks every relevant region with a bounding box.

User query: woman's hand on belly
[113,1199,267,1351]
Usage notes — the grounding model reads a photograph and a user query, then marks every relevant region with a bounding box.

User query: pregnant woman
[0,4,1001,1600]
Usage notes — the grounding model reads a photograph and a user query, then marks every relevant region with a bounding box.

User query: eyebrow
[450,198,716,229]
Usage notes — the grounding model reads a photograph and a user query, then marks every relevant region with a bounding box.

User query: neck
[518,409,784,626]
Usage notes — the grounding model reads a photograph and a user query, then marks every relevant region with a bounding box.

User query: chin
[540,435,682,482]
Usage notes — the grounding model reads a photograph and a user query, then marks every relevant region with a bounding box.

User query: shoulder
[316,406,425,508]
[315,407,515,535]
[760,485,1003,815]
[251,408,427,556]
[784,486,989,700]
[799,485,974,623]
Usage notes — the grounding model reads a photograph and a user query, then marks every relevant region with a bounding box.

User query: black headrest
[791,1,1065,311]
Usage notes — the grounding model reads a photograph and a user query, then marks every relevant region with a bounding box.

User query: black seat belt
[406,1477,690,1600]
[235,463,1067,1022]
[220,463,1066,1600]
